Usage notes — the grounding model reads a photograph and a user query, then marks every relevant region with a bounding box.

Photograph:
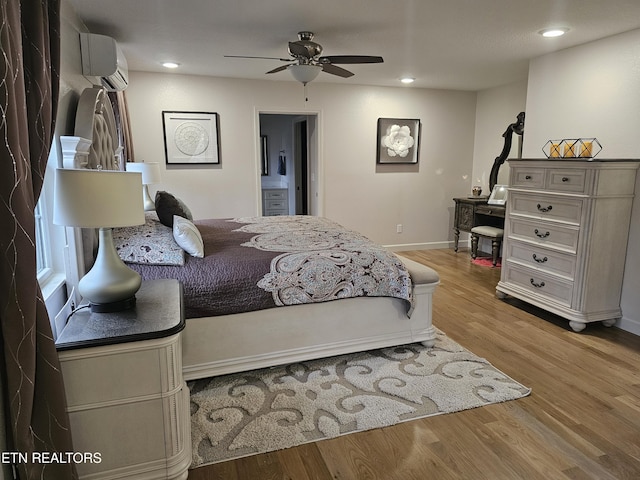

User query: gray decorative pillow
[155,190,193,228]
[113,212,185,265]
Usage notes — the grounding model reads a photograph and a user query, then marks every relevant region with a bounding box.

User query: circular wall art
[174,122,210,156]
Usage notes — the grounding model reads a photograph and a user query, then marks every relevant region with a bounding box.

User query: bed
[62,86,440,381]
[115,208,439,380]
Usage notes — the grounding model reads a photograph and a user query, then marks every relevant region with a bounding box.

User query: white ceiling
[68,0,640,91]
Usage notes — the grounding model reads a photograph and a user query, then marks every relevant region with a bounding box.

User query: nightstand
[56,279,191,479]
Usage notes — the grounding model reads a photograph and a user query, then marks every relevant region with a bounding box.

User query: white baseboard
[617,315,640,336]
[385,241,456,252]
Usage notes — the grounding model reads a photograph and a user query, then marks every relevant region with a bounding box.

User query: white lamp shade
[125,162,161,185]
[53,169,144,228]
[289,64,322,84]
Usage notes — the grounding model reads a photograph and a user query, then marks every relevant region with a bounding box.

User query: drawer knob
[537,204,553,213]
[530,279,546,288]
[534,229,550,239]
[562,177,569,182]
[532,254,548,263]
[525,175,532,180]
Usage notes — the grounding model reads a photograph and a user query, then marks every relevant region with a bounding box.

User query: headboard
[61,86,122,171]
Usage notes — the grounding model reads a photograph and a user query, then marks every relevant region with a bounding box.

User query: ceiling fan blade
[266,64,289,74]
[225,55,293,62]
[319,55,384,64]
[321,63,354,78]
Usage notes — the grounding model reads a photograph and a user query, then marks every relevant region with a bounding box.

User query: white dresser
[262,188,289,216]
[496,159,639,332]
[56,279,191,479]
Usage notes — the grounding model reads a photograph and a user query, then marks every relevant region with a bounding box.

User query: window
[35,197,52,283]
[37,140,72,338]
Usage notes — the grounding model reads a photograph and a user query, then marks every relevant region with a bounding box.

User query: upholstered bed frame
[61,87,440,381]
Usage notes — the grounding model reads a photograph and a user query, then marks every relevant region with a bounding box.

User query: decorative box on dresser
[55,279,191,479]
[496,159,640,332]
[262,188,289,216]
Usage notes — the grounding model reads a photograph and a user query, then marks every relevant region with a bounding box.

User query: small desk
[56,279,191,479]
[453,197,505,251]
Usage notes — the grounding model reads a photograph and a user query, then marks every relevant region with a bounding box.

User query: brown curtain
[109,90,136,163]
[0,0,77,478]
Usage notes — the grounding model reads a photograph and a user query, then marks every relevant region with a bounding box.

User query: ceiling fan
[225,31,383,84]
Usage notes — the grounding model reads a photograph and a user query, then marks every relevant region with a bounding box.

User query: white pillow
[172,215,204,258]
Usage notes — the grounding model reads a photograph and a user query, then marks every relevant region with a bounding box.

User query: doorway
[294,119,308,214]
[259,113,319,216]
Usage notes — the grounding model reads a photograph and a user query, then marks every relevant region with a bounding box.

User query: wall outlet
[396,224,403,233]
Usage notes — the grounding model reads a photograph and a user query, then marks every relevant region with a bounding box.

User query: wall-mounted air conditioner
[80,32,129,91]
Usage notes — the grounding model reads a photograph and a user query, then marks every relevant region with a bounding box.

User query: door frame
[255,108,322,216]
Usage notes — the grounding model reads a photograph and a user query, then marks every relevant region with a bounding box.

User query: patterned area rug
[188,329,530,467]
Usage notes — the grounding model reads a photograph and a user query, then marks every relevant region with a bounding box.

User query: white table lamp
[54,168,145,312]
[125,162,161,211]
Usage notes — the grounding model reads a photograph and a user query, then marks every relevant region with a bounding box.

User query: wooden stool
[471,226,504,267]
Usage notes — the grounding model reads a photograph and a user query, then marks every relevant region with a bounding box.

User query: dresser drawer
[502,263,573,307]
[506,241,577,280]
[510,167,545,189]
[59,335,181,407]
[509,192,583,224]
[509,218,580,253]
[263,189,287,200]
[546,169,587,193]
[70,398,166,475]
[264,209,288,216]
[264,199,287,210]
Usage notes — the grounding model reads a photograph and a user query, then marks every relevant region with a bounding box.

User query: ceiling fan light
[289,64,322,84]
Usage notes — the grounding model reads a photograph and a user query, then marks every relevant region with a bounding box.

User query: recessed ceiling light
[539,28,569,38]
[400,77,415,84]
[162,62,180,69]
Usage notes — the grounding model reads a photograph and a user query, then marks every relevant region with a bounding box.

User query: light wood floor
[187,248,640,480]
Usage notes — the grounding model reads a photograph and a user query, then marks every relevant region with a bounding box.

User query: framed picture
[162,111,221,165]
[376,118,420,164]
[260,135,269,176]
[488,185,508,205]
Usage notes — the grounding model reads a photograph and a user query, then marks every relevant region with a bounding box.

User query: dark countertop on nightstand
[55,279,184,351]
